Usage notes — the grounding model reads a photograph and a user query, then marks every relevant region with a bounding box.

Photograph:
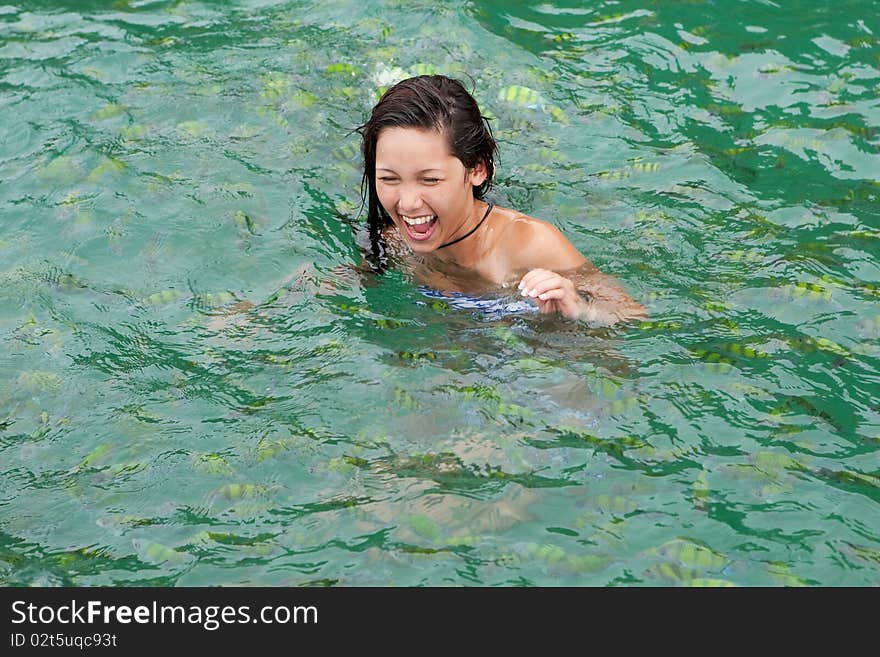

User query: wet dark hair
[356,75,497,269]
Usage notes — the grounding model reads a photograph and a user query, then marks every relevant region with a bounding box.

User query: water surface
[1,0,878,586]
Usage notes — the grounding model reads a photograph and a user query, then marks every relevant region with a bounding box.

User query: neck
[434,200,492,261]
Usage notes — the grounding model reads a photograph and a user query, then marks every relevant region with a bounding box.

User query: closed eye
[423,178,440,184]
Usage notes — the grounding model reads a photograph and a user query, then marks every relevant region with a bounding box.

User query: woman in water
[357,75,646,327]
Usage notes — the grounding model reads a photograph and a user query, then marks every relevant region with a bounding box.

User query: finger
[536,288,565,301]
[518,268,551,291]
[525,274,568,298]
[520,270,560,297]
[536,298,556,314]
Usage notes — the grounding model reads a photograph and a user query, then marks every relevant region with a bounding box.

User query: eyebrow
[376,168,444,174]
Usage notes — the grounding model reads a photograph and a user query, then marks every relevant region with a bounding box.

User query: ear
[468,160,488,187]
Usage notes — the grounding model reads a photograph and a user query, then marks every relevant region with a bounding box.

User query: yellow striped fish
[497,85,542,108]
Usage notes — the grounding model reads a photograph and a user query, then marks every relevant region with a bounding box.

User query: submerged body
[380,206,647,325]
[360,75,646,327]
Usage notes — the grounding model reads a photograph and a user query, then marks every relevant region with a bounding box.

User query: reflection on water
[0,0,878,586]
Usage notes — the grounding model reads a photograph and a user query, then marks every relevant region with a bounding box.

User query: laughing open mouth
[401,214,438,240]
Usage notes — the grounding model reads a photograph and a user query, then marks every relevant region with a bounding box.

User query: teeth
[402,215,436,226]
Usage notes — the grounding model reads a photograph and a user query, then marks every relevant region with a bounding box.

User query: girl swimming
[358,75,647,326]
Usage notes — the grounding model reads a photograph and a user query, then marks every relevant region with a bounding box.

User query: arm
[507,218,647,326]
[518,266,648,326]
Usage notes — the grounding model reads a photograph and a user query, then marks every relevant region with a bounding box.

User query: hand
[518,268,585,319]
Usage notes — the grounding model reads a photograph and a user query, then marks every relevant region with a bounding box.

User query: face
[374,127,487,253]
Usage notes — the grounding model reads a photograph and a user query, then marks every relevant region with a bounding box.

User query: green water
[1,0,878,586]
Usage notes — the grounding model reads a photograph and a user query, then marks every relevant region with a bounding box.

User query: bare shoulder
[494,207,587,273]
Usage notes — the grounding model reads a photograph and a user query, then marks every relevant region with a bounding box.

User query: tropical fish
[769,396,837,427]
[750,450,806,474]
[254,435,298,462]
[846,229,880,240]
[87,156,127,182]
[584,371,622,397]
[766,561,810,586]
[693,469,709,510]
[605,396,640,415]
[841,542,880,566]
[204,531,276,547]
[645,562,703,582]
[816,468,880,489]
[643,290,671,302]
[637,320,682,330]
[312,339,345,356]
[651,538,728,570]
[325,63,359,76]
[192,291,237,309]
[234,210,259,235]
[593,494,638,515]
[213,482,273,502]
[38,155,80,182]
[46,269,88,293]
[496,402,533,421]
[525,163,554,175]
[398,350,438,361]
[393,386,418,410]
[719,342,770,359]
[561,554,612,573]
[855,280,880,297]
[259,72,288,100]
[132,539,192,566]
[218,180,257,197]
[706,103,745,117]
[724,146,755,157]
[192,453,234,475]
[847,35,879,48]
[688,578,737,587]
[176,120,208,137]
[596,168,631,181]
[716,317,742,333]
[555,427,647,458]
[374,318,407,329]
[781,281,832,300]
[689,347,734,373]
[545,104,568,124]
[52,546,108,569]
[93,103,127,120]
[525,542,567,565]
[701,300,731,312]
[290,89,318,108]
[403,514,441,540]
[720,249,764,263]
[96,514,157,534]
[78,443,113,469]
[333,140,361,162]
[786,335,850,358]
[498,85,542,108]
[140,289,185,306]
[145,36,181,47]
[27,412,51,441]
[410,63,440,76]
[443,535,478,547]
[326,456,359,475]
[629,160,660,173]
[17,370,63,391]
[371,64,408,90]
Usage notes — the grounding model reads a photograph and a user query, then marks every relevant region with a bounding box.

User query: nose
[397,184,425,214]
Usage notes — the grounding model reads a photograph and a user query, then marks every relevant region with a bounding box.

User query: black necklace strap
[437,203,494,250]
